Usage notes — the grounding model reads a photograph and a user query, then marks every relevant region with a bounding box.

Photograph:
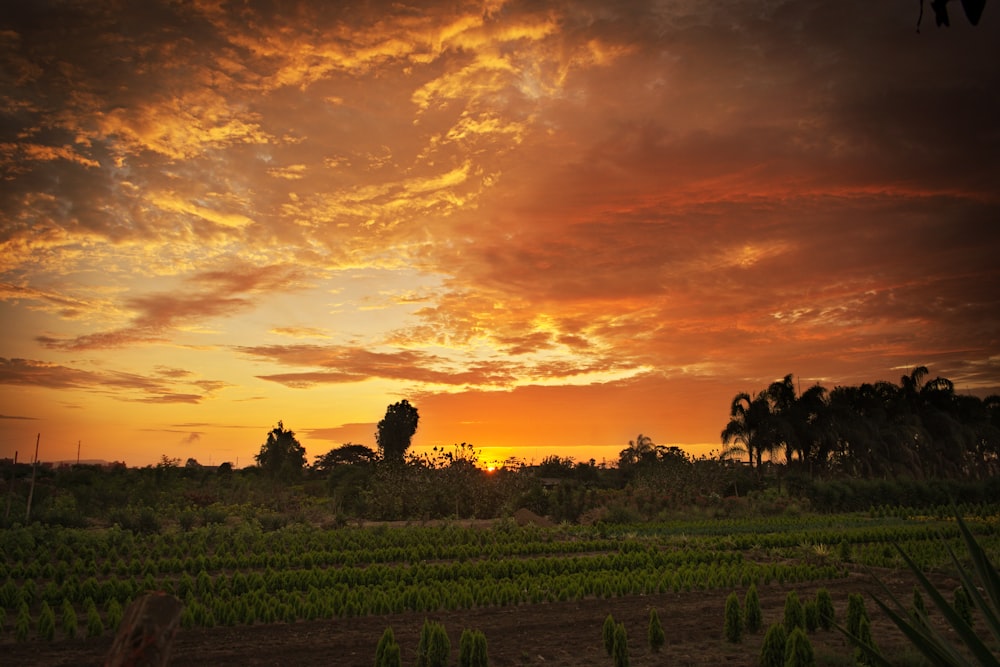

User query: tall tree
[255,421,306,480]
[376,400,420,464]
[313,443,377,473]
[721,391,779,469]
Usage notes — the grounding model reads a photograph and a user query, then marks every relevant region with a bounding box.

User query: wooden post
[24,434,39,523]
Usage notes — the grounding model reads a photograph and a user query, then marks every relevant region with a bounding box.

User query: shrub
[837,539,852,563]
[845,593,868,639]
[37,601,56,640]
[911,586,928,625]
[612,621,629,667]
[85,599,104,638]
[416,619,450,667]
[783,591,805,634]
[106,598,123,633]
[61,598,77,639]
[376,627,401,667]
[815,588,835,631]
[854,615,878,666]
[648,608,665,653]
[459,629,488,667]
[744,584,762,634]
[759,623,787,667]
[803,600,819,633]
[15,602,31,642]
[724,591,743,643]
[784,627,815,667]
[953,586,972,627]
[603,613,616,655]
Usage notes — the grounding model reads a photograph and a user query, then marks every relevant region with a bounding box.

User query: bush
[854,615,878,666]
[603,613,616,655]
[846,593,868,639]
[37,601,56,640]
[784,627,815,667]
[911,586,928,625]
[15,602,31,642]
[61,598,77,639]
[815,588,835,631]
[953,586,972,627]
[724,591,743,643]
[416,619,450,667]
[648,608,665,653]
[459,629,488,667]
[376,627,401,667]
[85,599,104,638]
[783,590,805,634]
[744,584,762,634]
[759,623,787,667]
[612,621,629,667]
[803,600,819,633]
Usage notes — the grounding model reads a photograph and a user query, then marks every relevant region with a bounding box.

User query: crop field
[2,505,998,666]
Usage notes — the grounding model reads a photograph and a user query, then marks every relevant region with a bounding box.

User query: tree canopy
[255,421,307,480]
[376,400,420,464]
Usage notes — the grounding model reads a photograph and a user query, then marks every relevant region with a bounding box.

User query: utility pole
[25,434,39,523]
[77,440,81,465]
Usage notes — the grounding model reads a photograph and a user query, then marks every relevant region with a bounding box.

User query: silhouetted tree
[255,421,306,480]
[312,443,377,473]
[376,400,419,464]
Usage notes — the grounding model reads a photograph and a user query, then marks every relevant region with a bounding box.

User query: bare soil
[4,567,948,666]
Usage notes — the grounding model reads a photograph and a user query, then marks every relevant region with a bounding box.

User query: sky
[1,1,998,469]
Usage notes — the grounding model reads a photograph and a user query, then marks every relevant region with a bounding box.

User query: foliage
[376,400,420,464]
[848,511,1000,667]
[647,607,665,653]
[783,627,815,667]
[815,588,835,631]
[314,443,377,473]
[61,598,77,638]
[744,583,762,634]
[375,627,401,667]
[603,613,616,656]
[953,586,972,628]
[416,619,450,667]
[612,621,629,667]
[254,421,306,480]
[37,601,55,640]
[759,623,787,667]
[783,590,805,635]
[458,628,488,667]
[845,593,868,639]
[724,591,743,642]
[803,600,819,633]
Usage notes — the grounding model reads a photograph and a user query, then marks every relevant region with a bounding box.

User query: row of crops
[2,508,998,642]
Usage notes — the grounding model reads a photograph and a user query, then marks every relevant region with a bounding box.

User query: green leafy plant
[744,583,763,634]
[953,586,973,628]
[783,590,805,634]
[815,588,835,631]
[612,621,629,667]
[603,613,616,656]
[844,511,1000,667]
[647,608,665,653]
[783,627,815,667]
[416,619,450,667]
[724,591,743,643]
[759,623,787,667]
[376,626,401,667]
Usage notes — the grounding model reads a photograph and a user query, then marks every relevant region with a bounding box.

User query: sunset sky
[2,1,998,469]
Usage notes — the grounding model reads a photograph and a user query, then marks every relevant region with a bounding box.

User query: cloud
[0,357,226,403]
[0,414,37,420]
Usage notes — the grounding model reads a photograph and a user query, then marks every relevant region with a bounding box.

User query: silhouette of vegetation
[254,421,306,481]
[376,400,420,464]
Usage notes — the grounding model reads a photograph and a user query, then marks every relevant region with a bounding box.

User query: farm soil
[5,567,947,666]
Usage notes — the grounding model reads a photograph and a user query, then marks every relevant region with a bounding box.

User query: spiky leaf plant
[843,511,1000,667]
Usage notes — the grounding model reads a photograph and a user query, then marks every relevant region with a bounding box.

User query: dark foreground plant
[843,511,1000,667]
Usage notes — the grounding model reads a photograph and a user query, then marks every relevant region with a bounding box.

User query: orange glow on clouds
[1,1,998,467]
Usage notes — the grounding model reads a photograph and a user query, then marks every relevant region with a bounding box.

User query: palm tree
[721,392,779,469]
[619,433,656,467]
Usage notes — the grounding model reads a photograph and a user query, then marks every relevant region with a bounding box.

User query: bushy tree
[37,601,56,640]
[314,443,377,473]
[417,619,450,667]
[603,613,616,655]
[815,588,835,630]
[759,623,787,667]
[744,584,763,634]
[377,400,420,463]
[783,590,805,634]
[376,626,401,667]
[648,608,665,653]
[255,421,306,480]
[459,628,488,667]
[725,592,743,642]
[846,593,868,639]
[803,600,819,632]
[784,627,815,667]
[953,585,973,627]
[612,621,629,667]
[854,615,878,666]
